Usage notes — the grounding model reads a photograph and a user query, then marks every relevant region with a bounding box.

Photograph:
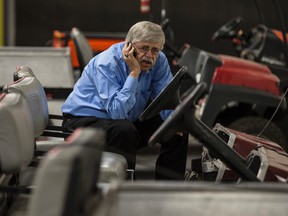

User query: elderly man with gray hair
[61,21,188,180]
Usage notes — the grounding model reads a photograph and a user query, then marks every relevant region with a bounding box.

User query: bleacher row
[0,66,129,215]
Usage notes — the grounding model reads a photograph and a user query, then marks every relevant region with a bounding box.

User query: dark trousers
[62,114,188,180]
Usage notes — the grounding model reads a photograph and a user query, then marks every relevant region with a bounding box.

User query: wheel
[139,66,188,121]
[228,116,288,152]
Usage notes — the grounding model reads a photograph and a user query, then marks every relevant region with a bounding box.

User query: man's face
[133,42,161,71]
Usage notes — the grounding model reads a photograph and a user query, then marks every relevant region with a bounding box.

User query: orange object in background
[272,29,288,43]
[52,30,125,68]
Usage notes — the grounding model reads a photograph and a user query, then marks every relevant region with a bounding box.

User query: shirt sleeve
[93,63,138,120]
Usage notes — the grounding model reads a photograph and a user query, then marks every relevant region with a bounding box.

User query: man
[61,21,188,180]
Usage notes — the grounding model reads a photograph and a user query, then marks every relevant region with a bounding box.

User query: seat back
[28,128,105,216]
[3,66,49,137]
[0,93,34,173]
[13,65,36,81]
[70,27,94,72]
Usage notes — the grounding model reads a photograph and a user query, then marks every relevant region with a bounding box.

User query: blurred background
[2,0,288,56]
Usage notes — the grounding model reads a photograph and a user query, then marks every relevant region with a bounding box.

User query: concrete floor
[135,135,203,180]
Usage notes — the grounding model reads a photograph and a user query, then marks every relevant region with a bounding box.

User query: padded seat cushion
[0,93,34,173]
[4,75,49,137]
[28,128,105,216]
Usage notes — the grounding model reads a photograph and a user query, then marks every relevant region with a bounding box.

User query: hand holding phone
[123,42,141,78]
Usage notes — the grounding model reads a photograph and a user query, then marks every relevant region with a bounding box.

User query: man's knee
[104,120,140,151]
[113,120,138,137]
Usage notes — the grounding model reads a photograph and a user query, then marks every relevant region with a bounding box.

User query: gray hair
[125,21,165,49]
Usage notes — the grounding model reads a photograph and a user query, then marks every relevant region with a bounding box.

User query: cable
[257,87,288,138]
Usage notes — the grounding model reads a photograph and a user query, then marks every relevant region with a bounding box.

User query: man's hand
[122,42,141,78]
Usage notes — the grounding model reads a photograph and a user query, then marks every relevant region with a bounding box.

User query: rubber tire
[228,116,288,153]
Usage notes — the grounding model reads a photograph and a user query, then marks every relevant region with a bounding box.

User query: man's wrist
[129,70,141,79]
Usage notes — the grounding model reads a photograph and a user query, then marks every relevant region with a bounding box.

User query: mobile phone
[128,42,137,57]
[133,49,137,57]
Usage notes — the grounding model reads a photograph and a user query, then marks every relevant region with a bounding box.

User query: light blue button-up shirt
[61,42,173,122]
